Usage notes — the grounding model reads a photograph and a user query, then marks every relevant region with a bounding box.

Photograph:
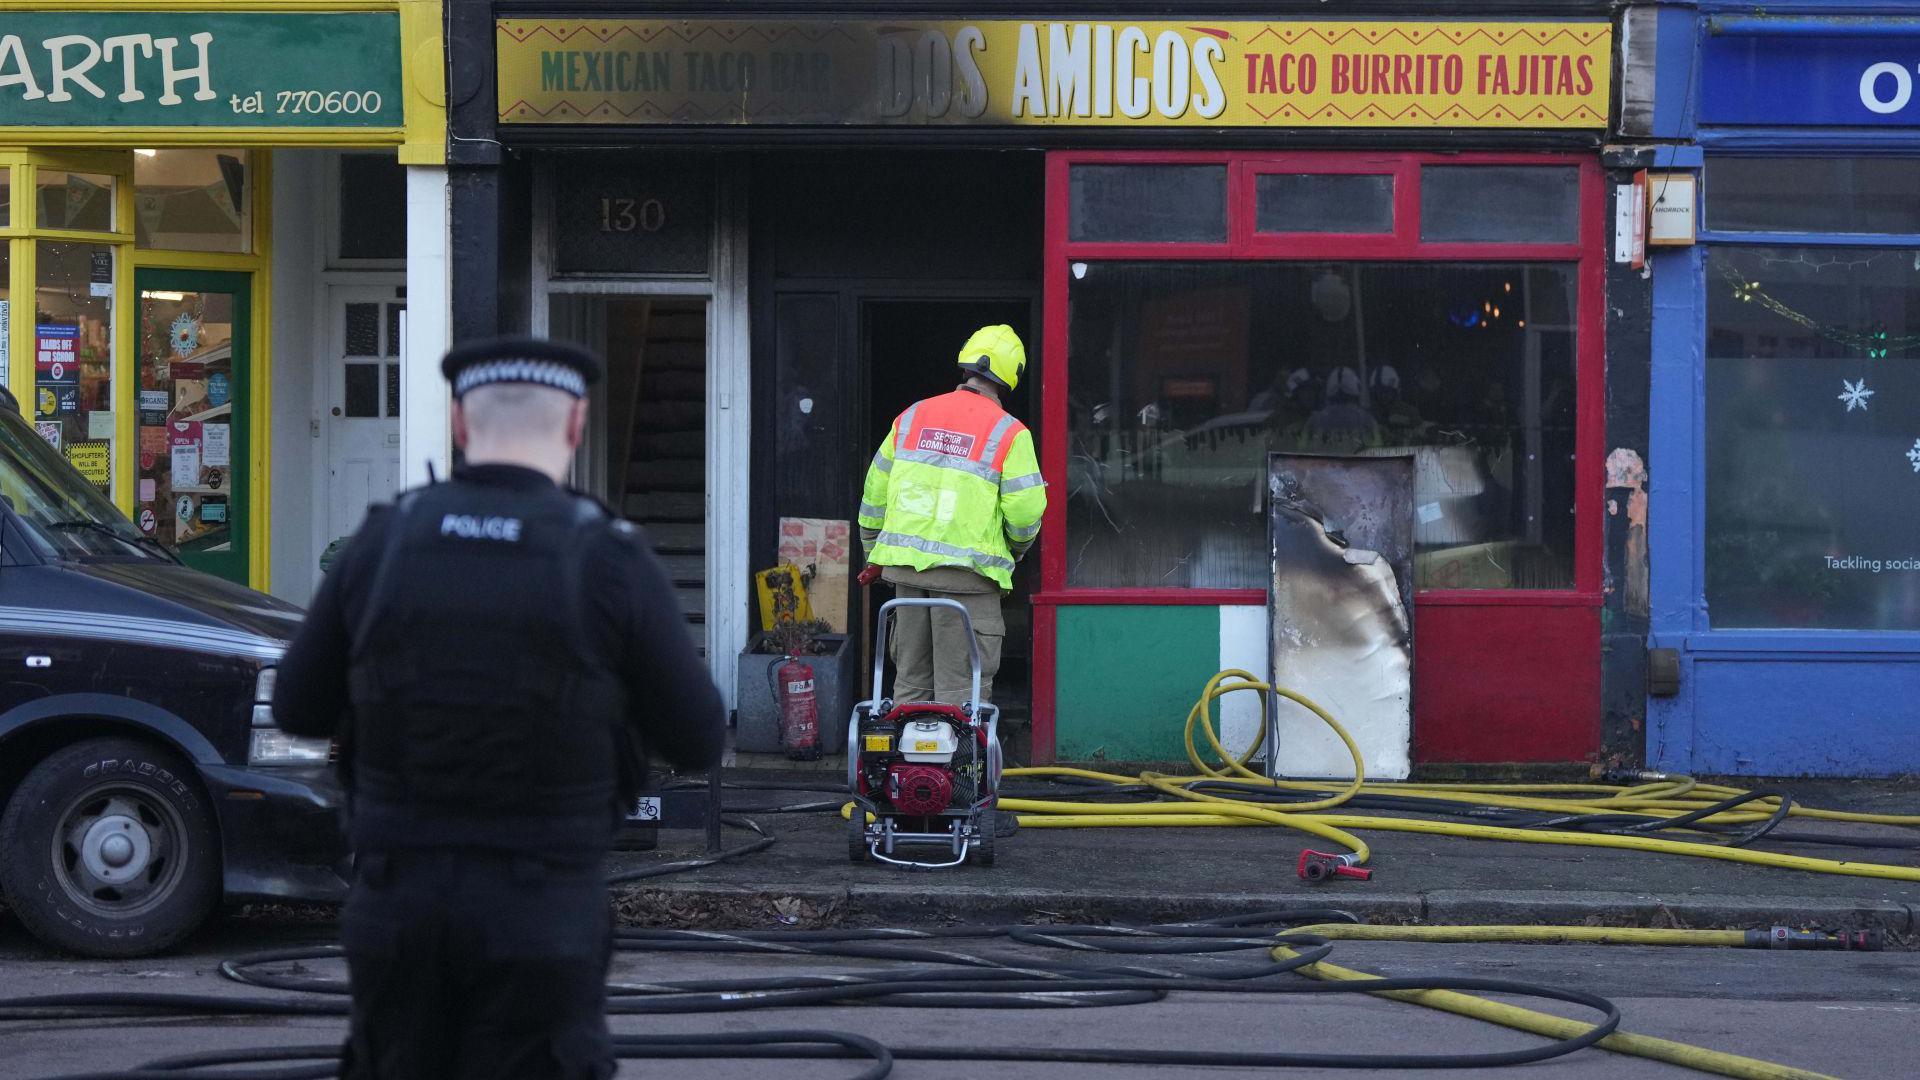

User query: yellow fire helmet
[957,324,1028,393]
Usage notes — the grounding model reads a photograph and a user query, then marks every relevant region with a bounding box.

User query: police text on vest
[440,514,523,541]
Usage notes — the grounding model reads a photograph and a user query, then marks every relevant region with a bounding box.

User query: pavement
[601,770,1920,938]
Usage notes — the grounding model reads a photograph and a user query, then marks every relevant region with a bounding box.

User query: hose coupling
[1297,849,1372,882]
[1598,768,1671,785]
[1744,926,1883,951]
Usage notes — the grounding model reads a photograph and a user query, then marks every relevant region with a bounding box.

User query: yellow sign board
[63,440,111,489]
[499,19,1610,129]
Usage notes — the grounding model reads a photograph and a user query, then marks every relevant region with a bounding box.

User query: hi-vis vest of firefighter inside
[499,19,1611,130]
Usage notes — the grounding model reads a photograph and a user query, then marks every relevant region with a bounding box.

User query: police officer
[273,336,725,1080]
[857,324,1047,706]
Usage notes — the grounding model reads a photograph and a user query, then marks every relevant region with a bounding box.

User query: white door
[318,285,405,558]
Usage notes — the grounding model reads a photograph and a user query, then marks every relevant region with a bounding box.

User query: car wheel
[0,737,219,957]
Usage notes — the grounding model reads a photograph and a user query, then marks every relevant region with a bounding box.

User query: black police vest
[344,479,629,855]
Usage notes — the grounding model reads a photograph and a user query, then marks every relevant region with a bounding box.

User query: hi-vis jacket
[858,388,1046,592]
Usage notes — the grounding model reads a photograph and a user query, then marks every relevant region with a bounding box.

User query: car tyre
[0,737,219,957]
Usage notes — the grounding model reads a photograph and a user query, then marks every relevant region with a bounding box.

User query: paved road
[2,913,1913,1079]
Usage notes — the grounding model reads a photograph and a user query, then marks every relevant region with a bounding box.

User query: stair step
[624,491,704,521]
[677,587,705,616]
[627,460,705,491]
[636,402,705,428]
[644,523,706,553]
[659,554,706,584]
[646,371,705,398]
[632,431,705,460]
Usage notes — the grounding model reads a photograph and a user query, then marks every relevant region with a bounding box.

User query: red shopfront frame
[1032,150,1607,765]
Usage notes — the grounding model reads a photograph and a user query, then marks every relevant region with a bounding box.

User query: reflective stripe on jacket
[857,388,1046,591]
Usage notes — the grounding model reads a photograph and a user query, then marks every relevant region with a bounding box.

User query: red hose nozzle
[1297,849,1372,882]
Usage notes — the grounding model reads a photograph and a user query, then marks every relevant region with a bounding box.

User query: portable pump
[847,598,1003,868]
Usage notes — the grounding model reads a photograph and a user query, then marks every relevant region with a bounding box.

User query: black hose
[18,910,1628,1078]
[604,815,775,884]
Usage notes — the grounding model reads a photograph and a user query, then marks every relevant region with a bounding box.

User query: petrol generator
[846,598,1002,868]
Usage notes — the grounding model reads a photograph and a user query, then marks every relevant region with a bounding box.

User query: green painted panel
[0,13,402,128]
[1054,605,1221,763]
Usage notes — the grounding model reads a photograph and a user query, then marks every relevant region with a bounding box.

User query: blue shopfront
[1646,6,1920,775]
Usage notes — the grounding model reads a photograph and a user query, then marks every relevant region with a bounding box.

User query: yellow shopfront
[0,2,445,595]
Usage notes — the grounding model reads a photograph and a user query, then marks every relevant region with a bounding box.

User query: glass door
[134,269,250,584]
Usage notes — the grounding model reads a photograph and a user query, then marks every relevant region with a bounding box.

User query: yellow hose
[1271,943,1838,1080]
[990,668,1920,881]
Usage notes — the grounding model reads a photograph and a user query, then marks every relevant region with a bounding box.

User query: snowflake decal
[168,313,200,358]
[1909,440,1920,473]
[1838,378,1875,412]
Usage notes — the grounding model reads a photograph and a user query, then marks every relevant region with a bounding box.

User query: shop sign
[498,19,1610,129]
[0,12,402,129]
[1701,25,1920,126]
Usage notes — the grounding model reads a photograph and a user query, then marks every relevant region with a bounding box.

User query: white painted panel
[1216,606,1268,766]
[1270,563,1412,781]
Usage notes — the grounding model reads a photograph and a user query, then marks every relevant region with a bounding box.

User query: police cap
[441,336,603,400]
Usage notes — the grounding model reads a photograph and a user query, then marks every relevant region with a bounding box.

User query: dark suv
[0,389,345,956]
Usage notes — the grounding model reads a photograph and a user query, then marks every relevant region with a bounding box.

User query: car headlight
[246,666,330,764]
[249,728,333,766]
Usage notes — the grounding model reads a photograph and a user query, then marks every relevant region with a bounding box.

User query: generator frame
[846,598,1002,869]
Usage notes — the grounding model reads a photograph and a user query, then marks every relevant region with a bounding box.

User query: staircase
[615,300,708,655]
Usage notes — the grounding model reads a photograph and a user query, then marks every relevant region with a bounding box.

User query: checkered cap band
[452,358,589,398]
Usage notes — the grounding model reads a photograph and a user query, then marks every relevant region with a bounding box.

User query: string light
[1713,261,1920,356]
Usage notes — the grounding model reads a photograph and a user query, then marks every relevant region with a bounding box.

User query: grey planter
[734,633,856,755]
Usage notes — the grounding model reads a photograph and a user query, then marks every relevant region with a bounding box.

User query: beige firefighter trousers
[888,584,1004,706]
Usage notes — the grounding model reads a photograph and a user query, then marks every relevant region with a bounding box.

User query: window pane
[135,149,250,253]
[339,154,406,261]
[1705,245,1920,629]
[344,363,379,418]
[386,302,405,357]
[553,155,715,275]
[33,242,115,495]
[1256,173,1394,234]
[1069,165,1227,243]
[345,303,379,356]
[0,167,10,228]
[1421,166,1578,244]
[1709,158,1920,235]
[1068,261,1576,589]
[37,170,115,232]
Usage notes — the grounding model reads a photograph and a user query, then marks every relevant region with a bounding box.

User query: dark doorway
[861,298,1038,729]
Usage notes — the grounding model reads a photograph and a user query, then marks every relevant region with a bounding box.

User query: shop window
[1067,260,1576,590]
[1708,158,1920,236]
[1705,245,1920,630]
[1255,173,1394,235]
[338,153,406,262]
[134,150,251,254]
[1068,164,1227,243]
[0,168,10,228]
[1420,166,1578,244]
[36,170,115,233]
[32,241,114,493]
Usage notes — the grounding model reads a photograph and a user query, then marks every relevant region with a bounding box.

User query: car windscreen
[0,408,166,561]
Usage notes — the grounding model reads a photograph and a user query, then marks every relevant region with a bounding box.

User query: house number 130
[599,197,666,233]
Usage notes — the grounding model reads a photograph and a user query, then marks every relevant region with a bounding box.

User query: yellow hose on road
[1271,942,1838,1080]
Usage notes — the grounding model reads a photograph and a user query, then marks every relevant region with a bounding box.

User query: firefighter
[273,336,725,1080]
[858,324,1047,706]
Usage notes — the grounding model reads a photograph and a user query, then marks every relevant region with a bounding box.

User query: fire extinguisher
[772,655,821,761]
